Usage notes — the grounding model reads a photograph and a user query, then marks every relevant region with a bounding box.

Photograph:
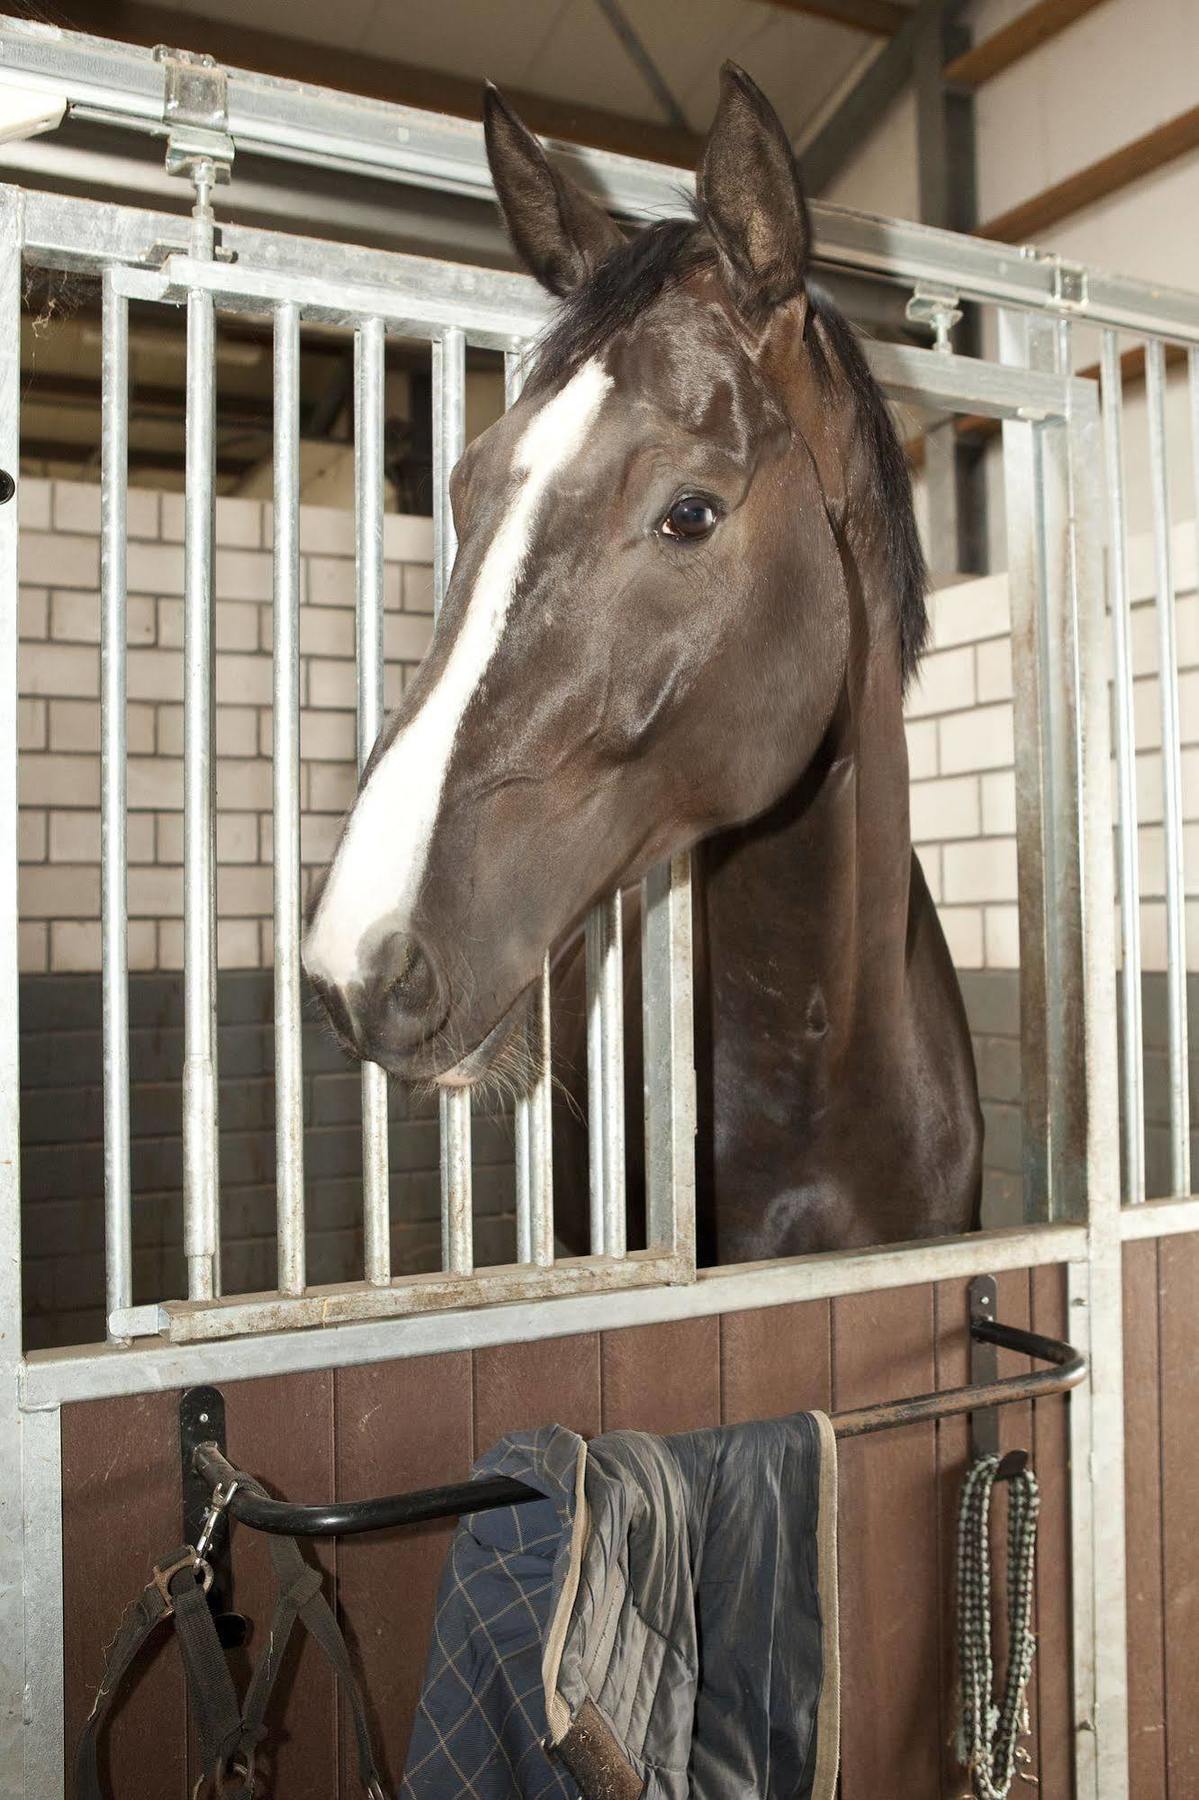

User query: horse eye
[660,495,719,540]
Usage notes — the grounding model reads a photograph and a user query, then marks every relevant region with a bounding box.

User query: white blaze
[304,357,612,990]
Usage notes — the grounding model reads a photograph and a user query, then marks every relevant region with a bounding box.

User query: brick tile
[127,647,182,702]
[383,514,434,562]
[299,605,354,659]
[21,863,100,918]
[21,642,98,698]
[939,905,984,969]
[127,757,182,811]
[215,653,272,707]
[300,710,355,762]
[905,644,975,719]
[984,905,1020,969]
[19,587,47,640]
[981,770,1016,836]
[129,867,183,917]
[215,495,262,549]
[126,540,185,596]
[19,809,46,862]
[943,837,1018,904]
[305,555,354,607]
[940,702,1013,774]
[19,478,50,531]
[385,612,434,662]
[49,920,99,972]
[215,548,272,601]
[18,698,46,751]
[402,564,434,615]
[20,531,98,589]
[20,754,99,808]
[910,774,979,843]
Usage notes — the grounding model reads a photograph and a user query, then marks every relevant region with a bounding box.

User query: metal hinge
[1049,256,1089,311]
[905,282,963,353]
[154,46,234,183]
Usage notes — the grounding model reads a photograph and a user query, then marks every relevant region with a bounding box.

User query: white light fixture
[0,83,66,146]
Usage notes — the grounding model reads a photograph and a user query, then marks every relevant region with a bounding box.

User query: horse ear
[483,85,625,297]
[698,63,811,323]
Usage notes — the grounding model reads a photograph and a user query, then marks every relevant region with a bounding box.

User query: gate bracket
[180,1385,249,1649]
[968,1275,1000,1460]
[155,47,234,184]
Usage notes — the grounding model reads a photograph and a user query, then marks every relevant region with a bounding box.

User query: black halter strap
[74,1476,388,1800]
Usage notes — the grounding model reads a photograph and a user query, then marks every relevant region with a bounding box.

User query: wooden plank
[933,1279,971,1798]
[1121,1241,1167,1800]
[600,1317,721,1434]
[833,1284,941,1796]
[333,1352,473,1794]
[1159,1232,1199,1796]
[719,1300,832,1424]
[1030,1264,1074,1800]
[944,0,1111,89]
[65,0,704,167]
[981,106,1199,244]
[473,1333,601,1446]
[209,1371,338,1800]
[61,1390,187,1800]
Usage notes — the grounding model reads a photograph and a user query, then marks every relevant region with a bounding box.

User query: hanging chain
[956,1454,1041,1798]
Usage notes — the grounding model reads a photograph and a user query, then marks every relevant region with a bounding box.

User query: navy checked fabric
[401,1427,584,1800]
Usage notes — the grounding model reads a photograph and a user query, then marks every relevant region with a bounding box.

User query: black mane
[530,217,929,686]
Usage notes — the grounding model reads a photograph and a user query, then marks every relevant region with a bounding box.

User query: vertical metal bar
[433,327,473,1275]
[642,853,696,1273]
[1066,375,1129,1800]
[0,184,26,1799]
[1145,339,1191,1196]
[273,302,305,1296]
[21,1406,63,1800]
[183,286,220,1301]
[585,895,626,1255]
[100,269,132,1334]
[505,347,554,1267]
[1100,333,1145,1204]
[355,317,391,1286]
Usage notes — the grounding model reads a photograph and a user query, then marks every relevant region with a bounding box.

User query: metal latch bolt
[906,283,963,354]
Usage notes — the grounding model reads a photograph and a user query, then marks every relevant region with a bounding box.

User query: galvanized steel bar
[1100,333,1145,1205]
[433,326,473,1275]
[1144,339,1190,1196]
[585,892,626,1258]
[642,854,697,1269]
[182,285,221,1301]
[273,302,306,1295]
[0,185,26,1799]
[505,347,554,1268]
[99,268,133,1334]
[355,316,391,1286]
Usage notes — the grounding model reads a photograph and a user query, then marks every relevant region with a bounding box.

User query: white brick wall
[17,478,433,973]
[907,519,1199,970]
[15,481,1196,978]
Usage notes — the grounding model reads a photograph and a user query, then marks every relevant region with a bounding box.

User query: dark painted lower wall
[19,971,518,1349]
[21,969,1197,1347]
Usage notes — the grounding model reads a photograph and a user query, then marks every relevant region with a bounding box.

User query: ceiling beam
[798,0,942,193]
[980,105,1199,243]
[943,0,1110,89]
[60,0,705,168]
[758,0,914,36]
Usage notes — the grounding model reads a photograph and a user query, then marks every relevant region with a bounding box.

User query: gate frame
[3,20,1199,1798]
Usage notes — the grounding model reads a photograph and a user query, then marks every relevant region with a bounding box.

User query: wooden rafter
[980,105,1199,243]
[944,0,1110,89]
[60,0,704,167]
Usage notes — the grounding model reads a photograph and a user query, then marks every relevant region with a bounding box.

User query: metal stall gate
[1,19,1199,1799]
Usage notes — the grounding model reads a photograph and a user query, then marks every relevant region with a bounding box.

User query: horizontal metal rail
[8,17,1199,341]
[191,1316,1085,1536]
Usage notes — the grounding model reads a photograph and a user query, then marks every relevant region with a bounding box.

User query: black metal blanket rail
[190,1291,1085,1539]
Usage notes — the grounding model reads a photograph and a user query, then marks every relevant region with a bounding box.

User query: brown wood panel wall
[61,1270,1078,1798]
[1123,1232,1199,1800]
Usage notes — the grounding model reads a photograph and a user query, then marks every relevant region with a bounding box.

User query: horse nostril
[386,941,438,1018]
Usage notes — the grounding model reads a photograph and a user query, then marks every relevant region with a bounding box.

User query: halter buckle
[153,1549,214,1615]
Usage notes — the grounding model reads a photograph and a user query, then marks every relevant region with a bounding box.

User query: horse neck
[699,594,913,1062]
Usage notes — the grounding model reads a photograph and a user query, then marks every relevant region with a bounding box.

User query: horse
[302,63,983,1264]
